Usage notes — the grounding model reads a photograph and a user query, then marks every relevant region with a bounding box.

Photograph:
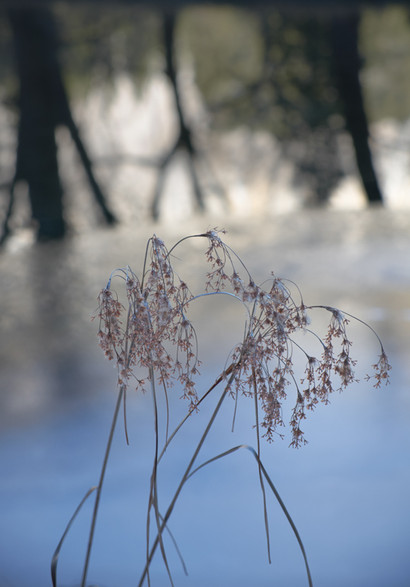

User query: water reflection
[0,209,409,586]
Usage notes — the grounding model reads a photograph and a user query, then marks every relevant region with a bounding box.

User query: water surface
[0,208,409,587]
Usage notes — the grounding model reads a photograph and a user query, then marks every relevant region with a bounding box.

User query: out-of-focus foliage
[178,6,264,118]
[177,6,346,201]
[0,5,162,106]
[1,4,410,122]
[0,11,17,105]
[180,7,342,138]
[1,2,410,208]
[360,5,410,122]
[261,11,341,137]
[53,5,162,98]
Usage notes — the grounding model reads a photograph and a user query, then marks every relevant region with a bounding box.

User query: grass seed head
[95,231,391,446]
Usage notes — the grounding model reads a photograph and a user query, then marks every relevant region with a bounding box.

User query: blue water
[1,209,409,586]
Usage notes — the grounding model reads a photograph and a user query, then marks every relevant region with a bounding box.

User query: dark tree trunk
[330,12,383,204]
[8,6,66,239]
[7,6,115,242]
[151,11,205,220]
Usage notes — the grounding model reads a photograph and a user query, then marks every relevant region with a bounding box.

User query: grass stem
[80,384,125,587]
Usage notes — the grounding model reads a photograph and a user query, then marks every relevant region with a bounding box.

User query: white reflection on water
[0,208,410,587]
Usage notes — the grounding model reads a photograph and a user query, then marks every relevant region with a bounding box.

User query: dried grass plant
[52,229,390,587]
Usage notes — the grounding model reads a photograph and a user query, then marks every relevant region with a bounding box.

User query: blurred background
[0,1,410,586]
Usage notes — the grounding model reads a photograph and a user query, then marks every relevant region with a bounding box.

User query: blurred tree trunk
[7,6,115,242]
[151,10,205,219]
[8,6,65,239]
[330,12,383,204]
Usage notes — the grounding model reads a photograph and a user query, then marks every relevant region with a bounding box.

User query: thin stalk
[166,233,210,259]
[157,361,237,464]
[51,486,97,587]
[146,366,174,587]
[186,444,313,587]
[252,367,271,564]
[309,305,386,350]
[141,237,154,290]
[247,447,313,587]
[137,367,239,587]
[80,384,125,587]
[159,514,188,576]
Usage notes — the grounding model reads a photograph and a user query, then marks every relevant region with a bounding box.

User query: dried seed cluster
[96,235,200,405]
[95,230,391,447]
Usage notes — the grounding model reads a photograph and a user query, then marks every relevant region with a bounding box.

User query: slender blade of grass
[187,444,313,587]
[51,486,97,587]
